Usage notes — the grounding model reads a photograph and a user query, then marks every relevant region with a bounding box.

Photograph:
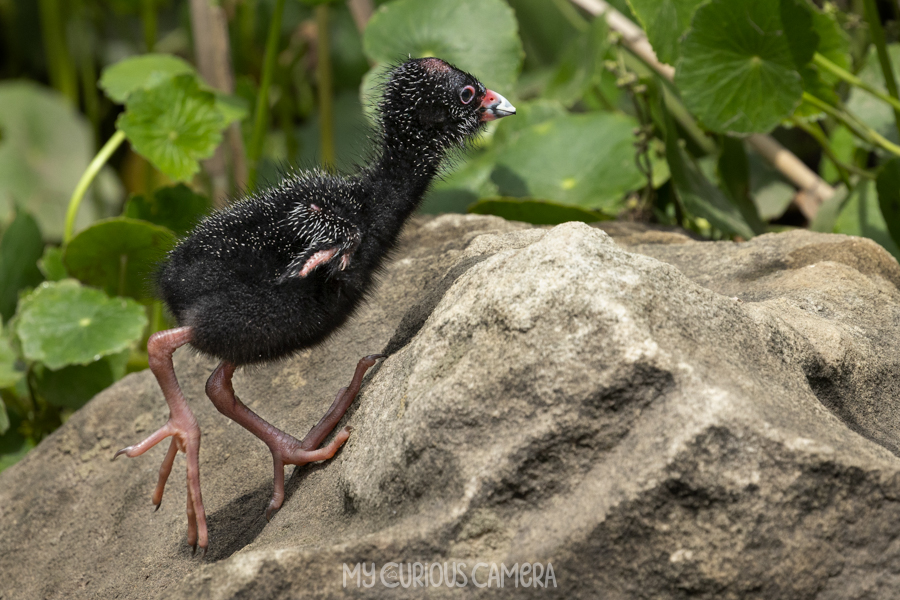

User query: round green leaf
[99,54,195,103]
[35,350,128,410]
[37,246,68,282]
[123,184,211,237]
[0,82,100,239]
[117,74,225,182]
[16,280,147,370]
[63,217,176,301]
[627,0,705,66]
[468,197,611,225]
[675,0,804,134]
[492,112,645,211]
[363,0,523,92]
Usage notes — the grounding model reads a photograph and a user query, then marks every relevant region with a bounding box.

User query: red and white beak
[479,89,516,122]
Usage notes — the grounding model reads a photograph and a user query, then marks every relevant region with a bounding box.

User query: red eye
[459,85,476,105]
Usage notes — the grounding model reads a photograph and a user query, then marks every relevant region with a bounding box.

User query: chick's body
[159,172,376,365]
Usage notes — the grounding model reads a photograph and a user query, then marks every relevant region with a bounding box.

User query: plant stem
[862,0,900,141]
[38,0,78,105]
[317,4,335,171]
[247,0,286,191]
[141,0,157,52]
[660,85,716,155]
[616,45,716,155]
[813,53,900,114]
[64,130,126,244]
[802,92,900,157]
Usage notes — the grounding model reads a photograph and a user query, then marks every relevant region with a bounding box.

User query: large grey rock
[2,215,900,599]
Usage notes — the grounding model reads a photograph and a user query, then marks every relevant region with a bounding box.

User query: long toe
[114,414,206,548]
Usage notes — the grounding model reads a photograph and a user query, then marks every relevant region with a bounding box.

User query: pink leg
[205,354,384,520]
[113,327,208,552]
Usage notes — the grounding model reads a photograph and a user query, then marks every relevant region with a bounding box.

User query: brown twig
[190,0,247,207]
[346,0,374,34]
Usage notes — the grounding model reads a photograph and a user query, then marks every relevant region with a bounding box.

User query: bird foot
[264,426,354,521]
[113,327,208,552]
[263,353,385,520]
[114,413,208,551]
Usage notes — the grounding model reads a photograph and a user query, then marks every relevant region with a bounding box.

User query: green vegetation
[0,0,898,470]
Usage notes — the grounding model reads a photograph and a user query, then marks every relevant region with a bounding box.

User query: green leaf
[35,350,129,410]
[492,112,646,211]
[834,179,900,260]
[363,0,523,92]
[359,62,392,125]
[421,149,498,214]
[0,401,7,436]
[490,99,568,146]
[781,0,818,69]
[544,18,610,107]
[0,82,98,239]
[675,0,806,134]
[214,92,250,126]
[101,54,247,126]
[0,329,22,392]
[748,149,796,222]
[627,0,705,65]
[123,184,211,237]
[792,3,849,120]
[846,44,900,144]
[99,54,195,103]
[15,279,147,370]
[296,92,373,173]
[506,0,582,69]
[811,4,851,85]
[117,75,225,182]
[809,184,849,233]
[63,217,176,301]
[0,212,44,321]
[718,137,766,233]
[37,246,68,282]
[794,65,838,121]
[663,109,755,238]
[468,197,611,225]
[876,157,900,250]
[819,125,856,184]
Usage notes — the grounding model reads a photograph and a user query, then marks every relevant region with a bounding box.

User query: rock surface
[2,215,900,599]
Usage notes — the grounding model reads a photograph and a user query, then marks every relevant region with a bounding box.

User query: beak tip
[480,89,516,122]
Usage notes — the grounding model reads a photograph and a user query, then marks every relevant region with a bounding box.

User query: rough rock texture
[3,215,900,599]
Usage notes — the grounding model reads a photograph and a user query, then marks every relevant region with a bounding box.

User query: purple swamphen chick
[114,57,516,552]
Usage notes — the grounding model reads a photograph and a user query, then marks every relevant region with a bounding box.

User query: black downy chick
[114,58,516,552]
